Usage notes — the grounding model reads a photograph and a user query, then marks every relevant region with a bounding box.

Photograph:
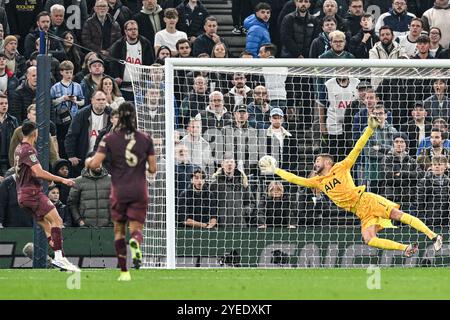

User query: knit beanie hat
[3,35,18,47]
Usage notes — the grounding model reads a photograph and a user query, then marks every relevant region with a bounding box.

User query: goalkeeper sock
[368,237,407,251]
[400,213,436,240]
[114,238,128,272]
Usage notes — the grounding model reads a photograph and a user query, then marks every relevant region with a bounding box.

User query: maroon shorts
[18,191,55,221]
[110,197,148,224]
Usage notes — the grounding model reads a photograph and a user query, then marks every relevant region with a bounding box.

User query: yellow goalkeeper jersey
[275,127,374,212]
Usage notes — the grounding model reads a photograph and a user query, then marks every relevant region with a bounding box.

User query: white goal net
[127,58,450,268]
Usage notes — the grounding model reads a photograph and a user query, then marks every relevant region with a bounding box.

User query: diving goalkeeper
[259,116,443,257]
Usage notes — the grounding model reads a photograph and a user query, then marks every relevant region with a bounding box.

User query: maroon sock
[131,231,143,245]
[50,227,63,252]
[114,238,128,272]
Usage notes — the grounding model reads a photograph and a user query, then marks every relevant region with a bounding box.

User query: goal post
[127,58,450,269]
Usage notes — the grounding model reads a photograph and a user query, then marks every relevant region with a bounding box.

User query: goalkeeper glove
[368,115,381,130]
[259,155,278,174]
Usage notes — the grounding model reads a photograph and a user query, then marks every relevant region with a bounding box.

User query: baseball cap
[89,58,104,67]
[356,81,371,90]
[270,108,284,117]
[233,105,248,113]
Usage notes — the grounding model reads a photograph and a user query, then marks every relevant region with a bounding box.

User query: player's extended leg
[390,208,443,251]
[114,221,131,281]
[43,209,80,271]
[362,225,409,251]
[128,220,144,270]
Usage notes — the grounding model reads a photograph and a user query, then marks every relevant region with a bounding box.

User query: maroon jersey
[98,129,155,203]
[14,142,42,194]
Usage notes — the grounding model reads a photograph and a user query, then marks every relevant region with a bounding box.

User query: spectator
[97,76,125,111]
[364,104,398,193]
[257,181,297,228]
[417,128,450,171]
[259,43,287,108]
[400,102,432,157]
[48,184,73,227]
[0,50,19,98]
[107,0,133,31]
[44,0,89,39]
[0,93,18,175]
[133,0,165,48]
[192,16,226,57]
[309,16,337,58]
[375,0,416,37]
[24,11,63,59]
[349,13,379,58]
[247,85,271,129]
[396,17,424,58]
[196,91,232,133]
[68,158,112,227]
[10,66,36,123]
[346,0,364,36]
[174,143,200,195]
[49,4,69,39]
[319,30,354,59]
[2,36,27,79]
[81,0,121,55]
[58,31,84,75]
[179,118,212,174]
[154,8,188,56]
[73,52,99,84]
[180,75,209,126]
[8,104,59,168]
[0,168,32,227]
[422,0,450,48]
[316,0,349,35]
[244,2,271,58]
[80,58,106,106]
[5,0,43,53]
[429,27,444,58]
[413,35,433,59]
[369,25,408,60]
[177,168,217,228]
[280,0,319,58]
[65,90,111,177]
[155,45,172,64]
[51,158,72,205]
[224,73,253,111]
[210,42,229,58]
[50,60,85,159]
[176,38,192,57]
[416,118,450,155]
[176,0,209,43]
[319,76,360,161]
[222,105,259,175]
[417,155,450,227]
[209,154,257,227]
[423,79,450,122]
[382,132,422,207]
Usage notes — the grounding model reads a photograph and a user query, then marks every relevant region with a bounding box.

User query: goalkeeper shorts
[353,192,398,231]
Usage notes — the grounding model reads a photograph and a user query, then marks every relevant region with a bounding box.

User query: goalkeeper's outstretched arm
[258,155,317,188]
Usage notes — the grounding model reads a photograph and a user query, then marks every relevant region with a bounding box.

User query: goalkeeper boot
[117,271,131,281]
[129,238,142,270]
[433,235,443,252]
[403,243,419,258]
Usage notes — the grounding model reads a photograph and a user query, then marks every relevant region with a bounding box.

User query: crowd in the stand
[1,0,450,230]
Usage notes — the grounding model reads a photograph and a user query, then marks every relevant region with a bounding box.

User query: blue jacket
[417,137,450,156]
[244,14,271,58]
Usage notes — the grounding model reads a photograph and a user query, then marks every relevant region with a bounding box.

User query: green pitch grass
[0,268,449,300]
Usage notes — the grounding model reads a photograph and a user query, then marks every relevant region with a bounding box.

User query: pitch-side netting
[127,58,450,268]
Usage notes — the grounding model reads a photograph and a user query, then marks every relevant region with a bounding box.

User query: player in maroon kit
[14,122,79,272]
[86,102,156,281]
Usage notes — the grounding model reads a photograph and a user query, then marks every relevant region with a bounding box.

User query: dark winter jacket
[53,200,74,227]
[52,158,72,205]
[0,114,19,164]
[5,0,43,46]
[64,105,111,163]
[6,54,27,80]
[244,14,271,58]
[349,29,379,58]
[81,14,122,52]
[257,193,297,226]
[0,175,33,227]
[108,35,155,79]
[177,183,217,226]
[24,28,63,59]
[176,0,209,38]
[133,5,165,47]
[309,32,331,58]
[10,81,36,123]
[280,11,320,58]
[108,0,133,30]
[44,0,89,30]
[417,172,450,225]
[68,167,112,227]
[345,12,362,36]
[400,120,432,157]
[192,33,226,57]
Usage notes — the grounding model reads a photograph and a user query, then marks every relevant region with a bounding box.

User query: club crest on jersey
[29,154,38,163]
[325,178,341,192]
